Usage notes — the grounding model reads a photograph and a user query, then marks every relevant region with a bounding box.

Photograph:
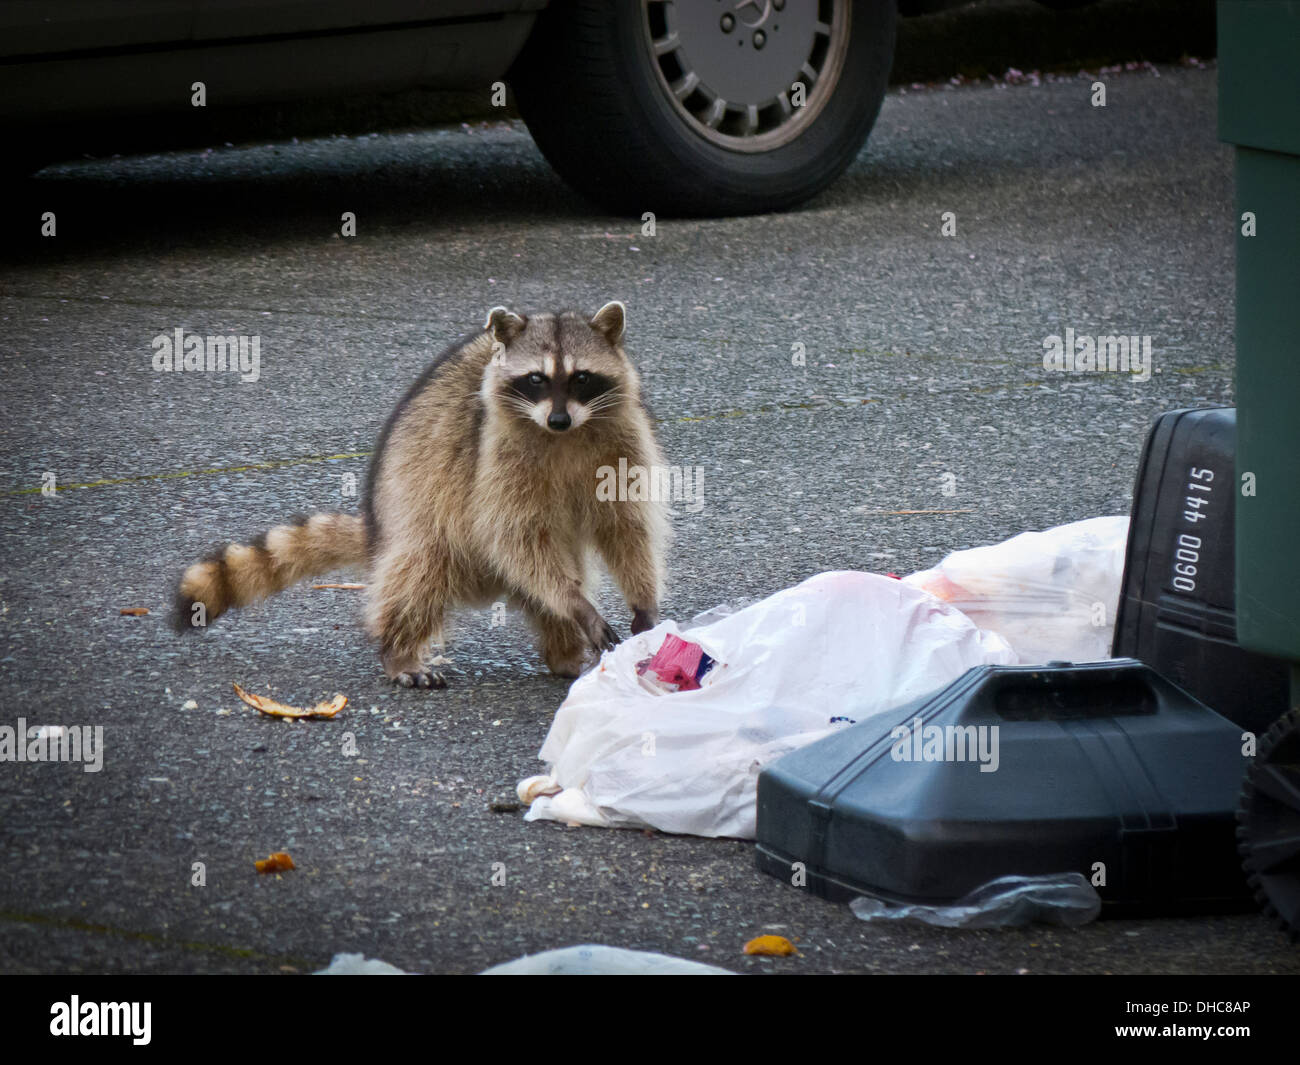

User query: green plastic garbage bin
[1219,1,1300,669]
[1218,0,1300,939]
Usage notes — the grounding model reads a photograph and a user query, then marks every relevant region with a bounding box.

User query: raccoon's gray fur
[174,301,669,688]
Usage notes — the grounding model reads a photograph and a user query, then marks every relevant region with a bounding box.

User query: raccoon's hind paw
[394,669,447,690]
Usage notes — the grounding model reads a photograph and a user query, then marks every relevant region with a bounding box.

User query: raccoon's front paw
[570,594,619,654]
[579,613,619,654]
[394,669,447,690]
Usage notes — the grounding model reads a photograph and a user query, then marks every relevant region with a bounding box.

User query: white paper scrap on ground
[314,952,409,975]
[522,571,1016,839]
[480,944,734,975]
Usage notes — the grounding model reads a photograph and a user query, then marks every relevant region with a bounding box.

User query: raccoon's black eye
[528,372,546,385]
[569,370,614,403]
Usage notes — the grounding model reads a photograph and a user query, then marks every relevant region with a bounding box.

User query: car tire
[509,0,897,216]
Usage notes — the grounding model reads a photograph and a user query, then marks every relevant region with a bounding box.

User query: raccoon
[174,301,669,689]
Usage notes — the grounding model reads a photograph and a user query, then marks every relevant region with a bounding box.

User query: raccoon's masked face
[484,302,630,435]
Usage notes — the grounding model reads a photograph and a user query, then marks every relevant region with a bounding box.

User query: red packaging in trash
[636,634,714,692]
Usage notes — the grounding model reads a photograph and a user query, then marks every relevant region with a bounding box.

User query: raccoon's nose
[547,411,572,431]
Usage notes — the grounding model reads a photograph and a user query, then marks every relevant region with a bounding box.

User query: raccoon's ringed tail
[174,512,366,632]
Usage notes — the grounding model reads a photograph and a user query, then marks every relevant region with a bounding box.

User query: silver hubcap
[643,0,851,153]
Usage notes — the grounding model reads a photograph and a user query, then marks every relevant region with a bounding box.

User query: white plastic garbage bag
[521,571,1016,838]
[902,516,1129,666]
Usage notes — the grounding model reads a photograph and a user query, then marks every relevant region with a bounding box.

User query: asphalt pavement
[3,60,1296,974]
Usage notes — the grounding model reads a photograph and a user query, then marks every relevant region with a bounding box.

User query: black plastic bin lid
[755,659,1252,915]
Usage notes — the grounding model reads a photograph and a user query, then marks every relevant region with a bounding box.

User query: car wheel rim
[643,0,852,153]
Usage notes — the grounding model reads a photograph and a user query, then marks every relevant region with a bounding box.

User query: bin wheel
[1238,705,1300,941]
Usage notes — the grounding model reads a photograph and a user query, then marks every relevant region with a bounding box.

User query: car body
[0,1,1032,213]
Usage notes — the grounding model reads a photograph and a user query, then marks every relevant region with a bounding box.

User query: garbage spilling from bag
[636,632,718,693]
[848,874,1103,929]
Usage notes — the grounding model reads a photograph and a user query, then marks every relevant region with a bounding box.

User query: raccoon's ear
[589,300,626,345]
[485,306,527,346]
